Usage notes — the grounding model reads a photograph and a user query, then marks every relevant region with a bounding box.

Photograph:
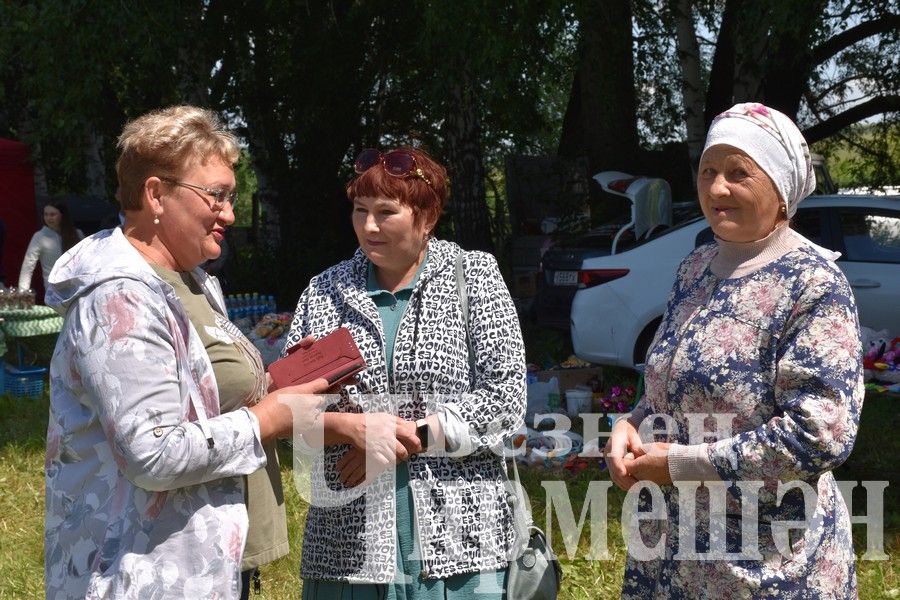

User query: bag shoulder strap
[454,251,476,375]
[454,250,533,532]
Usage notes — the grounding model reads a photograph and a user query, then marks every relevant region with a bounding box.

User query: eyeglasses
[353,148,433,188]
[162,178,238,212]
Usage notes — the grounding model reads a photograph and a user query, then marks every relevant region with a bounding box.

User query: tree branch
[809,73,878,104]
[802,95,900,143]
[811,14,900,65]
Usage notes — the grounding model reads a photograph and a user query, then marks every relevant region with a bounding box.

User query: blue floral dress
[623,242,863,599]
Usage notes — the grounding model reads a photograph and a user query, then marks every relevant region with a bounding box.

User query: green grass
[2,392,897,599]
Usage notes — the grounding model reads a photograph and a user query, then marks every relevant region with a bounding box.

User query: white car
[566,195,900,369]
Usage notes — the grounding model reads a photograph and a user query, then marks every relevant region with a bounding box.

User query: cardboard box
[533,366,603,393]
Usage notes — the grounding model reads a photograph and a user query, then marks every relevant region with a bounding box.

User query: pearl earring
[153,215,160,225]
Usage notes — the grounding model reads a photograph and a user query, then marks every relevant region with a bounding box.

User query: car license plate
[553,271,578,286]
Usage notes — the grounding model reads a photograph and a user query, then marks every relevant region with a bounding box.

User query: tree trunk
[704,0,740,126]
[731,7,768,105]
[558,0,639,175]
[670,0,705,174]
[84,126,106,198]
[759,0,828,118]
[443,59,493,253]
[13,114,49,198]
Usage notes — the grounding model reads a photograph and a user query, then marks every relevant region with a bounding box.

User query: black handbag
[455,252,562,599]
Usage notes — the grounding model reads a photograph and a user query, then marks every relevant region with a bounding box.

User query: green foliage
[814,121,900,190]
[0,1,208,192]
[1,0,896,279]
[233,151,258,228]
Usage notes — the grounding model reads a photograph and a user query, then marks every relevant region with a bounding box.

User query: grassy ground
[2,391,897,599]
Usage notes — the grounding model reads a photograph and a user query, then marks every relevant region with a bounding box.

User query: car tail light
[578,269,629,289]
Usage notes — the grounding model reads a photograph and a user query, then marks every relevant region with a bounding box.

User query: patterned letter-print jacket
[284,238,526,583]
[44,228,266,600]
[622,242,864,599]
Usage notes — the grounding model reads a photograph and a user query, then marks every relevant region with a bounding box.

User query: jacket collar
[334,238,463,321]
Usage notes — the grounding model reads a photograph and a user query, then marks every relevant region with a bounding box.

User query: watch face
[416,423,430,448]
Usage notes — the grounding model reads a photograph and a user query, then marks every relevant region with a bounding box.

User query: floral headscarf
[702,102,838,260]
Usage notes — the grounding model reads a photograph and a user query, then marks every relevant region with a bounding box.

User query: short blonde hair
[115,105,240,210]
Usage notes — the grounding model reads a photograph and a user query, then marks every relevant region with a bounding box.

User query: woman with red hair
[284,147,527,599]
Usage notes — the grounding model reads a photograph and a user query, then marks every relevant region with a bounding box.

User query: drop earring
[153,215,160,225]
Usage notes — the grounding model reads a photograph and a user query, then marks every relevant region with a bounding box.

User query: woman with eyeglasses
[43,105,329,600]
[284,147,526,599]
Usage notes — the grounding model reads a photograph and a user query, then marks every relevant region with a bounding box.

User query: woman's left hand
[622,442,672,486]
[336,446,394,487]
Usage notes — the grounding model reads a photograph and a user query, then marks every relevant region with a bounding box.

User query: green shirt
[150,265,256,411]
[151,265,288,570]
[365,252,428,377]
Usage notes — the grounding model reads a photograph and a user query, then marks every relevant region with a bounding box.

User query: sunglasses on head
[353,148,433,188]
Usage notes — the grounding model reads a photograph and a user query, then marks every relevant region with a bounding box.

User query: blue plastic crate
[5,364,47,399]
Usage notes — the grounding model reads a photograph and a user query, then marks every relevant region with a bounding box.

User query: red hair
[346,146,448,230]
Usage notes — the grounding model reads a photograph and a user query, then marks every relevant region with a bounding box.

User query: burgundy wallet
[269,327,367,388]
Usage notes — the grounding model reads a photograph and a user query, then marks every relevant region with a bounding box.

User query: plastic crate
[5,364,47,399]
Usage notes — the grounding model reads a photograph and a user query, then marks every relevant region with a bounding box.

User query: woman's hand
[623,442,672,486]
[334,418,421,487]
[249,377,331,442]
[336,447,369,487]
[345,413,422,463]
[335,446,396,487]
[604,418,643,491]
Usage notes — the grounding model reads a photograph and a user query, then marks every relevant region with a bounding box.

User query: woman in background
[18,200,83,298]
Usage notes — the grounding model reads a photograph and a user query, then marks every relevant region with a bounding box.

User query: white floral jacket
[44,228,266,599]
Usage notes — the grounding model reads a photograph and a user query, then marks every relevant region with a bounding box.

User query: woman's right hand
[334,417,422,487]
[249,378,331,442]
[604,418,643,491]
[344,413,422,464]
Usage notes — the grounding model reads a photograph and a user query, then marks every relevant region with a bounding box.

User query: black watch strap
[415,418,431,451]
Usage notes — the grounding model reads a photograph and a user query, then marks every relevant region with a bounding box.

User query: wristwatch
[415,418,432,452]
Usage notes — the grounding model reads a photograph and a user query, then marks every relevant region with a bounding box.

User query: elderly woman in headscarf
[605,103,863,598]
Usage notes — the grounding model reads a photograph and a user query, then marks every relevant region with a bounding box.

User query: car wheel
[633,317,662,366]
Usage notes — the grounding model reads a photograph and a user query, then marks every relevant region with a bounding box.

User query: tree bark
[704,0,740,126]
[84,126,106,198]
[811,13,900,65]
[670,0,705,173]
[443,59,493,253]
[760,0,828,117]
[731,9,768,105]
[802,95,900,143]
[558,0,640,174]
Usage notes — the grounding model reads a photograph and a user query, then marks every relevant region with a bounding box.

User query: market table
[0,305,64,365]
